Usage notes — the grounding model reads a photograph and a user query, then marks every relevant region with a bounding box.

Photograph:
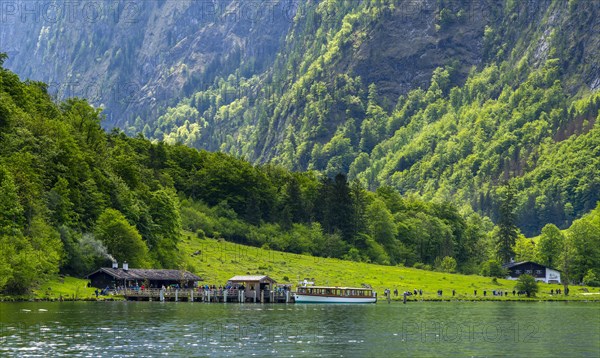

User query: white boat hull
[294,294,377,303]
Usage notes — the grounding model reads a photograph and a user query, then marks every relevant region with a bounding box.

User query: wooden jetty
[121,288,293,303]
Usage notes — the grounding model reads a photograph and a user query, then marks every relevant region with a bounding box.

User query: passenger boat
[293,280,377,303]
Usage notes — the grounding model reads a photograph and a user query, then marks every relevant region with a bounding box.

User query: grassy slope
[20,234,598,302]
[34,277,99,300]
[180,234,600,301]
[30,277,98,301]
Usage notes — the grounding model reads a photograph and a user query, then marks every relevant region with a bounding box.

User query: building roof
[228,275,276,283]
[86,267,202,281]
[502,261,529,269]
[502,261,560,271]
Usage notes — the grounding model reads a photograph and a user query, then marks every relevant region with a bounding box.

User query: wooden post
[286,291,290,303]
[190,289,194,302]
[175,289,178,302]
[260,290,264,304]
[253,290,257,303]
[224,289,227,303]
[159,288,165,302]
[214,289,218,302]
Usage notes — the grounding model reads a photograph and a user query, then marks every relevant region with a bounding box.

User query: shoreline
[2,296,599,303]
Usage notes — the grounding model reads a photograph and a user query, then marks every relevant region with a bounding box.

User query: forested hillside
[2,52,599,294]
[0,59,487,293]
[144,0,600,237]
[4,1,600,236]
[2,0,600,294]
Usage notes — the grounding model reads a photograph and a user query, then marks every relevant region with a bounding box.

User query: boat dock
[121,288,293,303]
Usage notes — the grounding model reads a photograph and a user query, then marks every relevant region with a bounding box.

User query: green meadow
[33,277,99,301]
[8,235,597,302]
[179,235,600,302]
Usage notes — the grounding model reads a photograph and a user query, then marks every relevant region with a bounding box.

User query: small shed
[502,261,561,284]
[227,275,276,292]
[86,265,201,289]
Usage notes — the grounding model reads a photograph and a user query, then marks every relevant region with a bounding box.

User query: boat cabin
[296,286,374,297]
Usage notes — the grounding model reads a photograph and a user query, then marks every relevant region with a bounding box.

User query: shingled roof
[501,261,560,271]
[87,267,201,281]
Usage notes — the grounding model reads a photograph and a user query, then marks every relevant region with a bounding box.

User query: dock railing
[118,287,293,303]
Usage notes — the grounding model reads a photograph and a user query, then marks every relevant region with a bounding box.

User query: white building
[502,261,561,284]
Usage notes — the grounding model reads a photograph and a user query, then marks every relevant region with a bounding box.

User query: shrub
[515,274,539,297]
[440,256,457,273]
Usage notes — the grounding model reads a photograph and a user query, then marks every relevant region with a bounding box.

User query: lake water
[0,301,598,357]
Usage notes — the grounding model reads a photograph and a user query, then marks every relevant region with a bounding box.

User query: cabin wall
[545,269,561,284]
[508,263,547,280]
[90,273,116,289]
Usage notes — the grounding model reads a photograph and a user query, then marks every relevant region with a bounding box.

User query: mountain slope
[1,0,295,128]
[3,0,600,235]
[147,0,600,235]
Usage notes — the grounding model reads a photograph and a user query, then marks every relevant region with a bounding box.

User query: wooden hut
[227,275,276,302]
[86,262,201,289]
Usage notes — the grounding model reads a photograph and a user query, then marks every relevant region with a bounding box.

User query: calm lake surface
[1,301,598,357]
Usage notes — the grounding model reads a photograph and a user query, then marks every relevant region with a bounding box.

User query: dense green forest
[1,56,599,294]
[120,0,600,238]
[5,1,600,238]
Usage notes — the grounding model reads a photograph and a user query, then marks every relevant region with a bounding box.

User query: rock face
[1,0,295,128]
[344,1,487,100]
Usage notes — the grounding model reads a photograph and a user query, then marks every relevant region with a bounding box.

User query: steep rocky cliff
[1,0,295,127]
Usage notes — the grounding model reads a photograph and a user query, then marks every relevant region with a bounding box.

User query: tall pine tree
[496,184,519,263]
